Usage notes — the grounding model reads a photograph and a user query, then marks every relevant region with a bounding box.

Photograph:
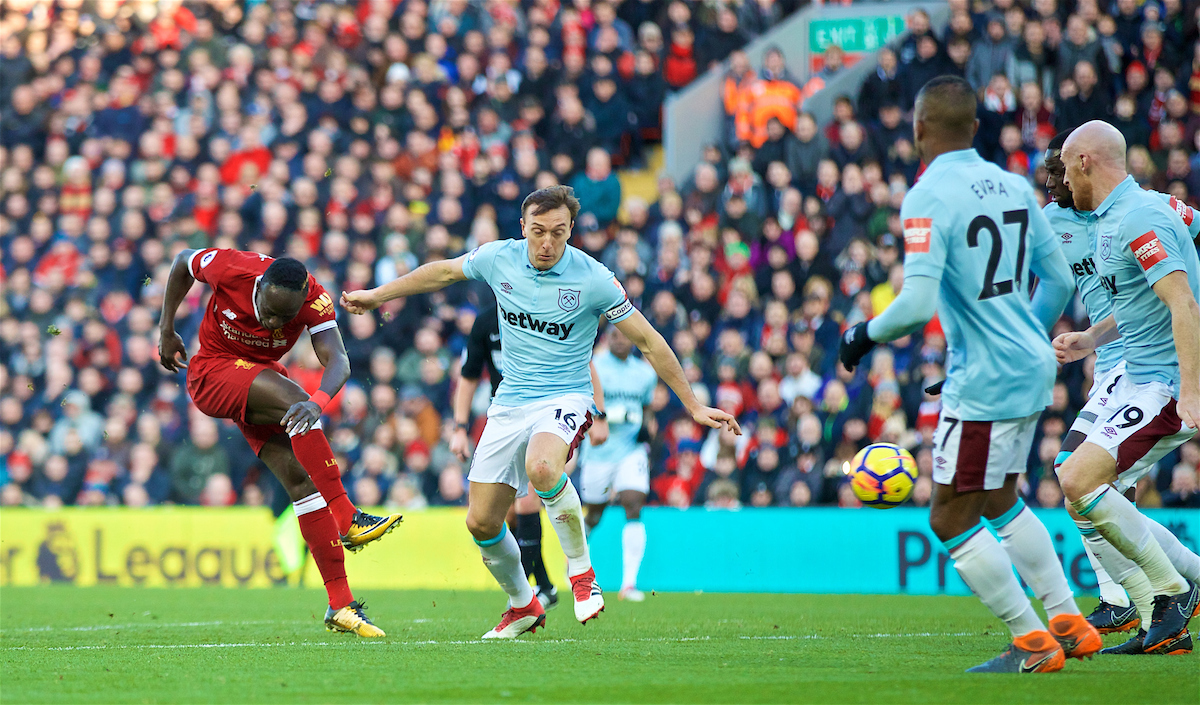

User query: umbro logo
[222,308,237,320]
[1103,426,1117,436]
[500,282,513,294]
[1061,232,1072,242]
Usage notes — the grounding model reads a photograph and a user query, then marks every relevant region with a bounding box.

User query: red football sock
[296,506,353,609]
[290,427,356,533]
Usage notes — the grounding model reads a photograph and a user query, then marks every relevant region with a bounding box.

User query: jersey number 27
[968,209,1028,301]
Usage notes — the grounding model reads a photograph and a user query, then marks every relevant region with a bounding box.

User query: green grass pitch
[2,587,1197,704]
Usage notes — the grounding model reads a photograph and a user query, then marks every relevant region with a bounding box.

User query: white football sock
[946,525,1045,638]
[1146,516,1200,583]
[1081,536,1129,607]
[537,474,592,577]
[476,524,534,609]
[622,520,646,591]
[1072,486,1187,596]
[990,501,1080,617]
[1078,517,1155,624]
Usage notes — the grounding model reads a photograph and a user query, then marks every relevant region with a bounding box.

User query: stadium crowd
[1,0,1199,515]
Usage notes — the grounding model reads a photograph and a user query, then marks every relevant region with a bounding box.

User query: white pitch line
[739,632,986,641]
[0,620,302,634]
[3,633,991,652]
[5,638,584,652]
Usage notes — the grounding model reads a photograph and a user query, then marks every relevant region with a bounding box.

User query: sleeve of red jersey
[299,278,340,335]
[188,248,234,284]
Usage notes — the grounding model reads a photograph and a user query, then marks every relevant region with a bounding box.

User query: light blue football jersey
[1043,202,1122,375]
[900,149,1060,421]
[461,239,635,406]
[1157,192,1200,241]
[1090,176,1200,389]
[1042,192,1197,377]
[580,349,658,464]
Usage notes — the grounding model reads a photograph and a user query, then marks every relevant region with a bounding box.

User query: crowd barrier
[2,507,1196,595]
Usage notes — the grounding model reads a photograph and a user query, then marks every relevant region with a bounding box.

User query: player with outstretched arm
[838,76,1100,673]
[159,249,402,637]
[342,185,740,639]
[450,304,611,610]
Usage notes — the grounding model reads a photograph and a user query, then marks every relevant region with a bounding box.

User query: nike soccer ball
[845,443,918,509]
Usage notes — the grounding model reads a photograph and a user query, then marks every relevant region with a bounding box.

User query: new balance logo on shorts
[498,304,574,341]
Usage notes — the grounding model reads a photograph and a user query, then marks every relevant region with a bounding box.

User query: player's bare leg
[513,490,556,608]
[258,436,382,637]
[469,481,545,638]
[930,483,1063,673]
[247,369,401,550]
[583,502,607,533]
[981,477,1099,659]
[1060,442,1198,653]
[527,432,603,623]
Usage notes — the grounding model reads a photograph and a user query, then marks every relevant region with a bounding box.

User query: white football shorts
[1068,361,1127,437]
[579,448,651,505]
[1080,375,1196,492]
[468,393,594,497]
[932,408,1041,492]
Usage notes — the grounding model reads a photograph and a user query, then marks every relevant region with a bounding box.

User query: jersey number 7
[968,210,1028,301]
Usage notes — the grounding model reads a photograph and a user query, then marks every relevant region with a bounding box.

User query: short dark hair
[521,185,581,221]
[1048,128,1074,153]
[915,75,978,138]
[262,257,309,291]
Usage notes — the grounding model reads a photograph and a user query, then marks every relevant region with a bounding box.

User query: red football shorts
[187,354,288,455]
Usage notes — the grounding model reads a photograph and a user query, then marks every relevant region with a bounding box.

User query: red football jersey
[189,248,338,362]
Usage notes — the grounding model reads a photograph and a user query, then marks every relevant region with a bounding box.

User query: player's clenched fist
[693,406,742,435]
[449,426,471,461]
[340,289,381,314]
[159,330,189,372]
[1052,331,1096,365]
[1180,390,1200,431]
[838,321,876,372]
[281,399,322,436]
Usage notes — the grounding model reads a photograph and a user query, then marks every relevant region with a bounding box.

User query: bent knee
[927,509,955,543]
[465,513,504,541]
[1057,455,1101,501]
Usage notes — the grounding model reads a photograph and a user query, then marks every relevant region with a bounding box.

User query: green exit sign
[810,16,907,53]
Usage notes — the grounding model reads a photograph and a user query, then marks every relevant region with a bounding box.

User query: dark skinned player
[159,248,401,637]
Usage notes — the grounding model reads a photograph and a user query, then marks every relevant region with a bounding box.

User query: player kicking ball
[1052,121,1200,655]
[839,76,1101,673]
[160,249,402,637]
[1039,130,1200,654]
[342,186,740,639]
[579,326,658,602]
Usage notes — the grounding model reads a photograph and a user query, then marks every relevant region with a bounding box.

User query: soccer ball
[845,443,918,509]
